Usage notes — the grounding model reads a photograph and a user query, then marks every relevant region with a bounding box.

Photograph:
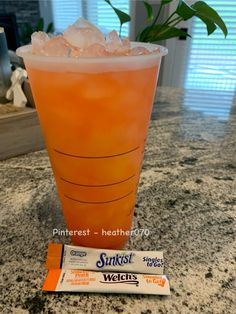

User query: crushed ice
[31,17,157,57]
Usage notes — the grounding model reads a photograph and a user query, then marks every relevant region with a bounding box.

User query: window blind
[52,0,83,33]
[52,0,130,37]
[184,0,236,92]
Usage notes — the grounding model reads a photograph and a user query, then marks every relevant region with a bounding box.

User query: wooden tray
[0,108,44,160]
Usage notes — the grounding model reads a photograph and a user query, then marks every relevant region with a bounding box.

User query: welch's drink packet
[42,269,170,295]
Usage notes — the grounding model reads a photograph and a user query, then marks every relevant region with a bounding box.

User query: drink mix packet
[42,269,170,295]
[46,243,164,274]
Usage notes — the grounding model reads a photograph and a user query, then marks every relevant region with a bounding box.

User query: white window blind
[52,0,130,37]
[184,0,236,92]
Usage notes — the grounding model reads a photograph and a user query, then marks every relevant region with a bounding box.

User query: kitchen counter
[0,87,235,314]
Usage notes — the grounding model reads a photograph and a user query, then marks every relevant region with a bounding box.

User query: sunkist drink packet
[46,243,164,274]
[43,243,170,295]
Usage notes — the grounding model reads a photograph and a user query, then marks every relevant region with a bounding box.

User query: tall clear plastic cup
[17,43,167,249]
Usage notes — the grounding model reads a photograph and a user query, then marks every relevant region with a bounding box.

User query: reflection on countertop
[153,86,236,141]
[183,89,234,121]
[0,86,235,314]
[153,86,235,122]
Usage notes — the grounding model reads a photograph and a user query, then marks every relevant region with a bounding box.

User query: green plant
[106,0,228,41]
[20,17,53,45]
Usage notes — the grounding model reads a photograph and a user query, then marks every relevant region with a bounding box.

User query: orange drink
[17,43,167,249]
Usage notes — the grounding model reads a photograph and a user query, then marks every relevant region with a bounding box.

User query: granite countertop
[0,87,235,314]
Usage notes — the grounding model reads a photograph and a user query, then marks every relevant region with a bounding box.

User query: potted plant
[105,0,227,40]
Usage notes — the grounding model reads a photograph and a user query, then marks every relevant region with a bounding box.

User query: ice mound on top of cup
[31,17,155,57]
[64,18,105,48]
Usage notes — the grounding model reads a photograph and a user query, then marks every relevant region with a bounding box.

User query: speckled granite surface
[0,87,235,314]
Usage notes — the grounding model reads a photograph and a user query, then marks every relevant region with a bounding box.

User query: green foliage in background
[104,0,131,35]
[106,0,228,41]
[20,18,53,45]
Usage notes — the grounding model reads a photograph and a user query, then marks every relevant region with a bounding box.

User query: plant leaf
[104,0,131,26]
[46,22,53,33]
[37,17,44,32]
[161,0,173,4]
[195,15,217,35]
[143,1,153,22]
[137,26,152,42]
[25,23,34,36]
[20,23,34,44]
[192,1,228,37]
[138,24,191,42]
[23,24,34,39]
[176,0,196,20]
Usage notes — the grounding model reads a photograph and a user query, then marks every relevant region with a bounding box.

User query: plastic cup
[17,43,167,249]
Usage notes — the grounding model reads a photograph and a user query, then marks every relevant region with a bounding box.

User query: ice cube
[105,30,122,52]
[129,47,150,56]
[63,17,105,48]
[114,37,131,55]
[105,31,132,55]
[82,43,108,57]
[31,31,50,54]
[122,37,131,50]
[106,30,121,44]
[69,47,83,57]
[73,17,98,30]
[42,36,70,56]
